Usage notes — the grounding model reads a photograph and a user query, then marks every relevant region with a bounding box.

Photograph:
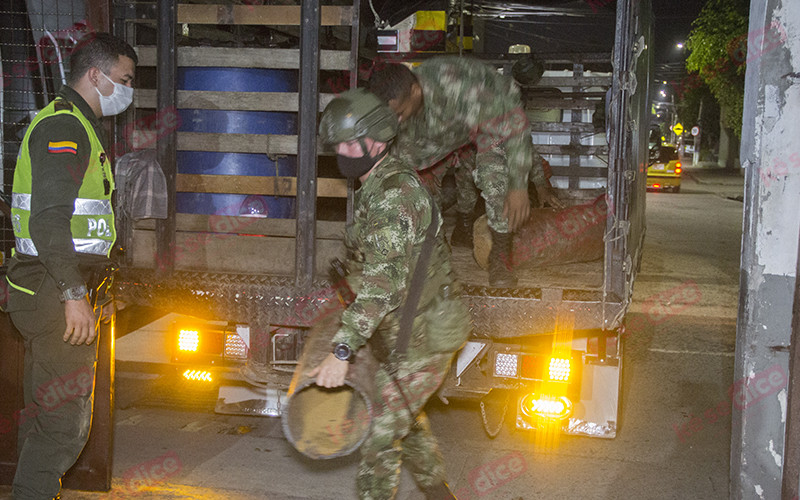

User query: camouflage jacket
[331,155,454,353]
[394,55,545,190]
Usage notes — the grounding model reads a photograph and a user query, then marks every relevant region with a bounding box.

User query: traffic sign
[691,126,700,136]
[672,122,684,136]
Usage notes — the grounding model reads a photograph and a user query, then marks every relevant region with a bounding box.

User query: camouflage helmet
[512,55,544,86]
[319,88,399,145]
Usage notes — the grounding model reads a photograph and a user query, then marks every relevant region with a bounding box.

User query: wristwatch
[61,285,88,302]
[333,343,354,362]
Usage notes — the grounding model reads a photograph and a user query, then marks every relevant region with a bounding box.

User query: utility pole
[693,97,703,165]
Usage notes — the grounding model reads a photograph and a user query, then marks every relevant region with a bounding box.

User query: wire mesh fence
[1,0,90,264]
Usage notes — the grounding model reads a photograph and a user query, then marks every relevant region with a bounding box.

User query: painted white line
[648,348,735,357]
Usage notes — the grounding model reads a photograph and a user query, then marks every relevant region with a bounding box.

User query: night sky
[652,0,705,78]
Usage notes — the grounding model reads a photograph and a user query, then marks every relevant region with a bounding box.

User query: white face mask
[95,71,133,116]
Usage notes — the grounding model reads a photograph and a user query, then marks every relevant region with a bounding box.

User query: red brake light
[675,162,682,174]
[653,184,661,189]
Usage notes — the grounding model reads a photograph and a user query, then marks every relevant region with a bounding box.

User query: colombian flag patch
[47,141,78,155]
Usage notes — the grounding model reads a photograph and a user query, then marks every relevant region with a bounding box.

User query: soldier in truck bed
[368,55,562,287]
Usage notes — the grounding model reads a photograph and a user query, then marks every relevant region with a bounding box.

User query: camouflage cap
[319,88,399,145]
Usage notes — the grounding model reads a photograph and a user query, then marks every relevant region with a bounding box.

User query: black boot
[450,211,475,248]
[422,481,458,500]
[489,228,518,287]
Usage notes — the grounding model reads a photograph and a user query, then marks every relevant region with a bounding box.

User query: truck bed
[450,245,604,290]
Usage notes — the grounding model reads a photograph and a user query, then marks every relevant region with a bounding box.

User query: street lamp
[676,42,685,49]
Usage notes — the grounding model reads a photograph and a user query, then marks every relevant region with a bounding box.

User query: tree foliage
[685,0,749,137]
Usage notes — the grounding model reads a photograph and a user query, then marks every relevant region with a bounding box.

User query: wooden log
[473,195,608,270]
[282,312,378,459]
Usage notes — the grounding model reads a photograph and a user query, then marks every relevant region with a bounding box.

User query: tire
[672,186,681,193]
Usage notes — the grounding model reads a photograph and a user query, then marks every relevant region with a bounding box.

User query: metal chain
[480,392,511,439]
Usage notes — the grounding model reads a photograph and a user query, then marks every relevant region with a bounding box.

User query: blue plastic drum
[176,67,298,218]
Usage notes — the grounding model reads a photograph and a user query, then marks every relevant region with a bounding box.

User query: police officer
[309,89,469,500]
[4,32,136,500]
[369,56,563,287]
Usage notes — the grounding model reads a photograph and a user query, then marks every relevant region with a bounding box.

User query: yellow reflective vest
[11,98,116,258]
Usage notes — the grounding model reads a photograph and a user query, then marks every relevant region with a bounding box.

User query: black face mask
[336,154,378,179]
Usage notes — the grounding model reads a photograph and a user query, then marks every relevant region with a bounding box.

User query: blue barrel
[176,67,298,218]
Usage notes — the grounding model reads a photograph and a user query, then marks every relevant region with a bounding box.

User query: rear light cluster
[493,352,573,383]
[494,353,519,378]
[183,369,213,382]
[520,394,573,420]
[178,329,200,352]
[675,162,682,174]
[549,358,571,382]
[224,332,248,359]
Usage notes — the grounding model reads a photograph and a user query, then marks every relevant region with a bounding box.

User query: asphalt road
[1,166,745,500]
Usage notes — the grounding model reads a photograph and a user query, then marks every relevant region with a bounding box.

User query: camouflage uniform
[394,56,546,233]
[330,155,467,500]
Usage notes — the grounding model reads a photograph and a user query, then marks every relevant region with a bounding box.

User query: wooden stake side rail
[528,121,597,133]
[134,215,345,240]
[525,99,601,110]
[136,47,350,71]
[135,89,336,112]
[176,173,348,198]
[536,144,608,156]
[177,131,318,156]
[130,230,346,276]
[176,4,353,26]
[536,76,611,87]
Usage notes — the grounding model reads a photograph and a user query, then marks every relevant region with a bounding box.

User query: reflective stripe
[6,276,36,296]
[15,237,38,256]
[12,193,30,211]
[73,238,113,255]
[15,237,112,257]
[12,193,112,216]
[74,198,112,216]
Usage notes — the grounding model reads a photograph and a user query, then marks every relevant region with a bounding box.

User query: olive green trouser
[356,352,453,500]
[9,274,97,500]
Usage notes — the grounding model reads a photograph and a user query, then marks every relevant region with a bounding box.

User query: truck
[2,0,652,440]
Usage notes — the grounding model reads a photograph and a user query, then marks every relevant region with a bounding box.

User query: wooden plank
[529,121,597,133]
[536,76,611,87]
[136,46,350,71]
[535,144,608,156]
[550,166,608,178]
[136,215,345,239]
[135,89,336,112]
[131,230,346,276]
[176,173,348,198]
[177,4,352,26]
[177,131,312,155]
[526,99,600,110]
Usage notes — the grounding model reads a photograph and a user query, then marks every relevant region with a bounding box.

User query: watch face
[334,343,352,361]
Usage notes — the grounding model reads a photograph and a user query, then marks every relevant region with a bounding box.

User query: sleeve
[460,63,536,190]
[331,183,430,351]
[27,114,93,291]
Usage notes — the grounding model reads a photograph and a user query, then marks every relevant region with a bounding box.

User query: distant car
[647,145,682,193]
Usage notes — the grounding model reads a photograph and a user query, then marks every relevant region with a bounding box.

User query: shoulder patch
[47,141,78,155]
[53,99,73,112]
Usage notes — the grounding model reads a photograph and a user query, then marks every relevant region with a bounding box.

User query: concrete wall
[734,0,800,498]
